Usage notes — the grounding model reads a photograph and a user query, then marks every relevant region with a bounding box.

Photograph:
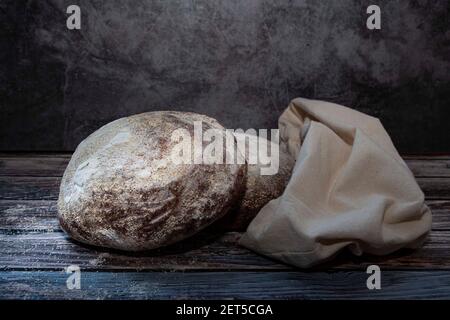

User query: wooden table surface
[0,153,449,299]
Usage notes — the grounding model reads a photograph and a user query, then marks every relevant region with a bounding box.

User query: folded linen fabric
[239,97,432,268]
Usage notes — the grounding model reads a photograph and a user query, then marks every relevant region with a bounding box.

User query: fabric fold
[239,97,432,268]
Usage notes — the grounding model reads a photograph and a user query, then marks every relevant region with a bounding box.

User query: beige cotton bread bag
[240,97,432,268]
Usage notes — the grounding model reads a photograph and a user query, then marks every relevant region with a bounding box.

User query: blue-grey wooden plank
[1,271,450,300]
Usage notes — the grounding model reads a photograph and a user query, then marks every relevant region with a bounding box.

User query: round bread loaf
[219,134,295,230]
[58,111,245,251]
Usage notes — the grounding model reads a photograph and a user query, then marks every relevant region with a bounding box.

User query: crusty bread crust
[58,111,245,251]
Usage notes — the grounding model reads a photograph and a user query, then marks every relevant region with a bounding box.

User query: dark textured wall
[1,0,449,152]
